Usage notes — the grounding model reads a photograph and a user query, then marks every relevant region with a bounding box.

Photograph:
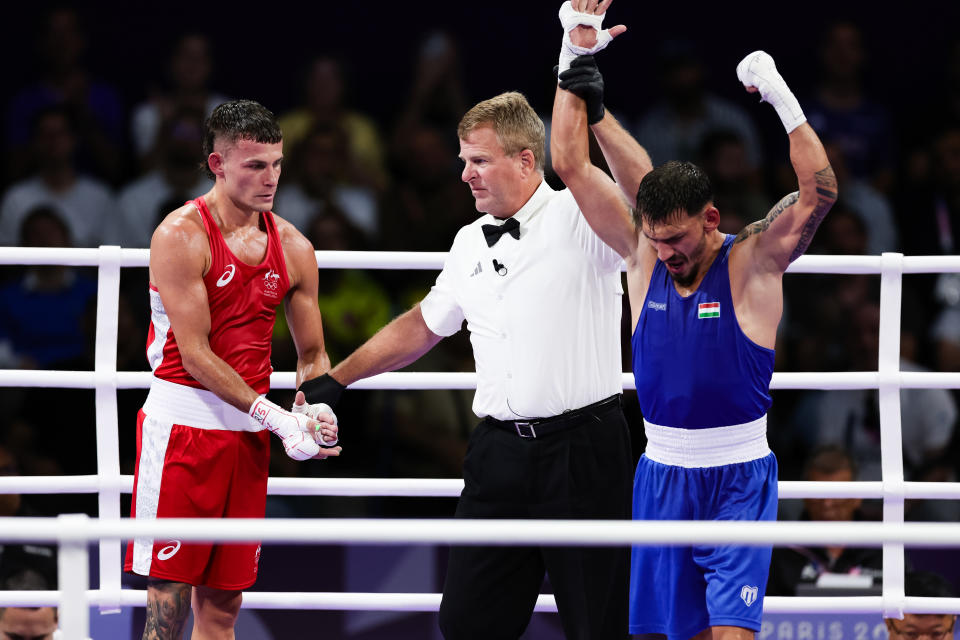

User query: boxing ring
[2,246,960,639]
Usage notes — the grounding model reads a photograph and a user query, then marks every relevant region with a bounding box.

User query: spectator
[273,123,379,240]
[0,545,57,594]
[117,108,211,248]
[0,107,119,248]
[911,126,960,253]
[0,444,23,518]
[932,304,960,372]
[381,124,477,253]
[897,126,960,326]
[696,129,769,234]
[4,7,124,184]
[823,140,899,254]
[0,544,59,640]
[897,37,960,193]
[278,55,387,193]
[633,40,763,171]
[779,202,874,374]
[885,572,957,640]
[129,33,228,170]
[393,31,469,145]
[793,300,957,520]
[767,446,882,596]
[0,207,97,369]
[0,606,58,640]
[805,21,895,193]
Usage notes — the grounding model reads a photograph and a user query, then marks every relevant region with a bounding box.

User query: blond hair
[457,92,545,172]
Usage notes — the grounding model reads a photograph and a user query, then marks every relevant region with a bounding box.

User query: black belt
[486,394,621,439]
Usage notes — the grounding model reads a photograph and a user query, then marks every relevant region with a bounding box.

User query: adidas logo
[469,261,482,277]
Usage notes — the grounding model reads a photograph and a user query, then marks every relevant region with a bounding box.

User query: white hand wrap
[249,396,321,461]
[736,50,806,133]
[291,400,339,446]
[558,1,614,78]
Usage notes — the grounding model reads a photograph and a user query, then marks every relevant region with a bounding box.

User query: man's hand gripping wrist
[249,396,340,460]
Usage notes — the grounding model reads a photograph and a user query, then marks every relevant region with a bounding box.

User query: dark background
[2,1,956,141]
[3,1,960,638]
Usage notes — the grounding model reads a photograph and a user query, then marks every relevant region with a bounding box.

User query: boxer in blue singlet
[550,2,838,639]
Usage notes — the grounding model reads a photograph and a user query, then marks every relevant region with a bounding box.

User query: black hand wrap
[298,373,346,409]
[558,55,606,125]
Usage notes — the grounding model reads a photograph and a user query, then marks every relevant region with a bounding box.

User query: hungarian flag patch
[698,302,720,318]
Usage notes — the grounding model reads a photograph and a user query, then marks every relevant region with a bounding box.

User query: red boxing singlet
[146,196,290,394]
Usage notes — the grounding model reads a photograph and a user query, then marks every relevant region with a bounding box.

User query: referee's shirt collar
[420,178,623,421]
[483,178,551,229]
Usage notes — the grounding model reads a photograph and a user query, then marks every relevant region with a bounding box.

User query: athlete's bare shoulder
[153,202,207,247]
[272,213,318,288]
[273,214,314,257]
[150,203,210,279]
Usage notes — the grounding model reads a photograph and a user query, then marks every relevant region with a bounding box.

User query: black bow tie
[481,216,520,247]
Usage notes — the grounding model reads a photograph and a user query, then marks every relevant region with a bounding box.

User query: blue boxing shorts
[629,451,778,639]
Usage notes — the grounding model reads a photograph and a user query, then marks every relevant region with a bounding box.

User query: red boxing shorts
[123,378,270,590]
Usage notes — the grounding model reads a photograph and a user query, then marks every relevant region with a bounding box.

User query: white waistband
[643,415,770,468]
[143,377,261,432]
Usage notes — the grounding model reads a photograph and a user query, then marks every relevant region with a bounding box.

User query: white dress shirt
[420,179,623,421]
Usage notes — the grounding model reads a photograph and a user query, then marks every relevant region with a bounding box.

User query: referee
[301,91,632,640]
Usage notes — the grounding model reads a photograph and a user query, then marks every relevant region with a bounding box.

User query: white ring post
[94,246,122,615]
[58,514,90,640]
[879,252,906,619]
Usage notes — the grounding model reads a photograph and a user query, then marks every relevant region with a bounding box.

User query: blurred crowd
[1,7,960,601]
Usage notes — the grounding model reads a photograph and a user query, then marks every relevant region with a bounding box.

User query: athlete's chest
[220,227,269,266]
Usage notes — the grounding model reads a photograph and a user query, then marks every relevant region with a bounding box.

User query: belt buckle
[515,422,536,438]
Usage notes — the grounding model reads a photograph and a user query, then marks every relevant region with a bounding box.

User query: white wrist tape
[249,396,321,461]
[736,50,806,133]
[291,400,339,446]
[558,1,614,77]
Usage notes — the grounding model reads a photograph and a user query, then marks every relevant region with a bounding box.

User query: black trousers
[438,396,632,640]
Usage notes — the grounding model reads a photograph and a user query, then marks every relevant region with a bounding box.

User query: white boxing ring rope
[1,247,960,639]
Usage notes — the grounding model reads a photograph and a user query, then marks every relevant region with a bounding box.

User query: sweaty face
[641,213,709,287]
[459,126,525,218]
[0,607,57,640]
[213,138,283,213]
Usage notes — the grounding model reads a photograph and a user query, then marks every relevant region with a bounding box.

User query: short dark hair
[803,445,858,480]
[904,571,957,598]
[0,544,57,590]
[30,104,75,139]
[634,161,713,228]
[19,205,71,248]
[201,99,282,179]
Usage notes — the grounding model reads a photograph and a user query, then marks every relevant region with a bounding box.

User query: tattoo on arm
[143,580,191,640]
[789,165,838,262]
[734,192,800,244]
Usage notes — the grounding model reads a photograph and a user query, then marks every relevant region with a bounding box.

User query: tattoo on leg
[143,580,191,640]
[789,165,838,261]
[734,192,800,244]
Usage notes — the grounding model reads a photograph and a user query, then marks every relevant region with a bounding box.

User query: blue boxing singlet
[631,234,775,429]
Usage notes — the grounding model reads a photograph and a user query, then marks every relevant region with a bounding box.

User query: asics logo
[216,264,236,287]
[157,540,182,561]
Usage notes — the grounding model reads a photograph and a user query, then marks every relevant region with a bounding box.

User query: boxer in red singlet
[124,99,341,640]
